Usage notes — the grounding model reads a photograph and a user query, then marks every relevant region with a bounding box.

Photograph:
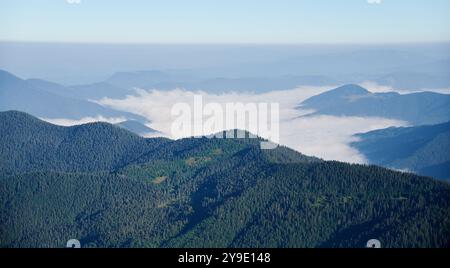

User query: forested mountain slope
[1,111,449,248]
[0,111,168,175]
[351,122,450,180]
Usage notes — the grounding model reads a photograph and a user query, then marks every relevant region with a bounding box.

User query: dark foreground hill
[0,111,168,175]
[0,111,449,248]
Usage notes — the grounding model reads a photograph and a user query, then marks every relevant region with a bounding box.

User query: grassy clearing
[153,176,168,184]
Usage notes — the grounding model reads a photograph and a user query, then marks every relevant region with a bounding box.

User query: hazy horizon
[1,41,449,84]
[1,0,449,167]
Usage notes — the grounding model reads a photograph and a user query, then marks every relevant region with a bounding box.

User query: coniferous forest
[1,111,449,248]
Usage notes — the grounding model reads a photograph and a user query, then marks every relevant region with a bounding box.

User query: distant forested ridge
[351,122,450,180]
[299,84,450,126]
[1,111,449,248]
[0,70,146,122]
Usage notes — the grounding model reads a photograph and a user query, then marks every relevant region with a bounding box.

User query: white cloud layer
[95,85,407,163]
[360,81,450,95]
[41,78,450,164]
[41,116,127,127]
[281,115,404,163]
[41,82,449,163]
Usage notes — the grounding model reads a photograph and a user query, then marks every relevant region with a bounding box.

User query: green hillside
[1,111,449,248]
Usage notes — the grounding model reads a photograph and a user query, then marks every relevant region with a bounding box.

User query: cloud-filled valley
[92,85,408,163]
[17,72,445,164]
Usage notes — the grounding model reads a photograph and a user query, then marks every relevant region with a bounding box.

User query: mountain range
[2,42,448,87]
[105,71,338,93]
[299,84,450,125]
[0,70,146,122]
[1,111,449,248]
[3,67,450,126]
[1,67,449,180]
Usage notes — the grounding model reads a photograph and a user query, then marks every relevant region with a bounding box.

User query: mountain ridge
[0,70,147,122]
[1,110,450,248]
[351,121,450,180]
[299,84,450,125]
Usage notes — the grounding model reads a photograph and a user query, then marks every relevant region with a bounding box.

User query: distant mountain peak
[0,69,19,78]
[300,84,371,109]
[328,84,371,95]
[299,84,450,125]
[0,69,25,86]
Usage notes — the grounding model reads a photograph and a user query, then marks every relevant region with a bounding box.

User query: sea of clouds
[91,83,411,163]
[42,82,450,163]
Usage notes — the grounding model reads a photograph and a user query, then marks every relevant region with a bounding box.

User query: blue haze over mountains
[299,84,450,125]
[1,42,450,247]
[0,70,147,122]
[0,43,449,96]
[0,42,449,180]
[2,0,450,248]
[1,42,449,87]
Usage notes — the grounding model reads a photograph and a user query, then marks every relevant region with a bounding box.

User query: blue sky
[0,0,449,44]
